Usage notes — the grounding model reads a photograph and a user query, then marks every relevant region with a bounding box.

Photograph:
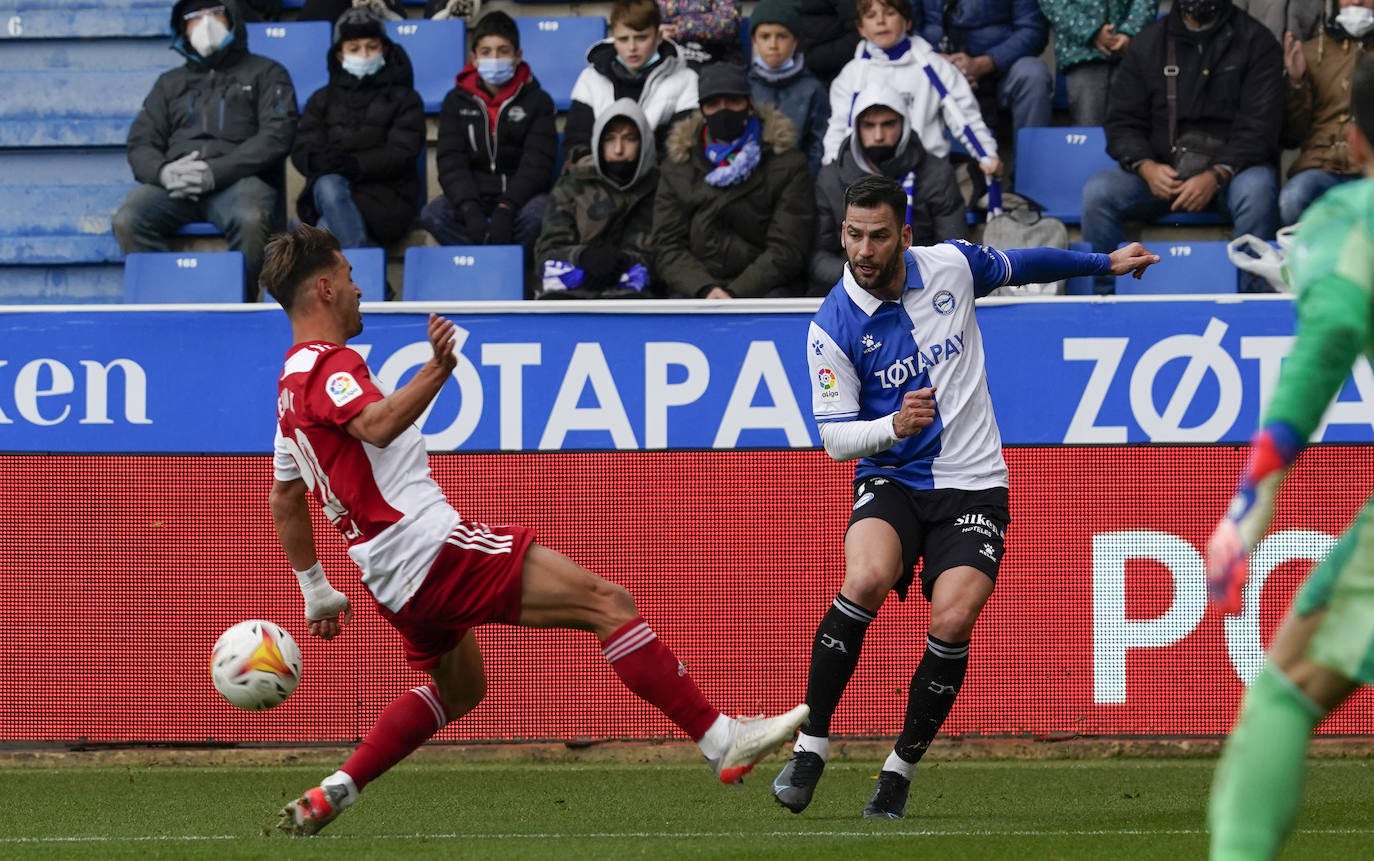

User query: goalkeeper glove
[1206,422,1302,614]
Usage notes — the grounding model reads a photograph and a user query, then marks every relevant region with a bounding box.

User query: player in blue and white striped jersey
[773,175,1158,820]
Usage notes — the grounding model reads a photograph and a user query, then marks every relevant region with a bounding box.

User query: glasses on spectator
[183,5,226,21]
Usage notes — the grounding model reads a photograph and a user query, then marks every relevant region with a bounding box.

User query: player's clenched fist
[893,387,937,438]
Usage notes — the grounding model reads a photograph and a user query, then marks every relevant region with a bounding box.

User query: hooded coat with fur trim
[290,25,425,243]
[127,0,297,190]
[652,103,814,297]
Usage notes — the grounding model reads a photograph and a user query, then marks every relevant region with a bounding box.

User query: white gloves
[158,150,214,199]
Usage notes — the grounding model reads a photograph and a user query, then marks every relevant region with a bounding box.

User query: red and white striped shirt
[273,342,460,611]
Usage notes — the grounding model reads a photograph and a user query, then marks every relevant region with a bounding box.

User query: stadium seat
[0,148,132,264]
[343,246,388,302]
[739,17,751,61]
[0,37,170,147]
[401,245,524,300]
[245,21,332,110]
[516,16,605,112]
[0,2,171,38]
[1013,127,1115,224]
[384,19,466,113]
[122,251,245,303]
[0,263,126,305]
[1114,240,1238,295]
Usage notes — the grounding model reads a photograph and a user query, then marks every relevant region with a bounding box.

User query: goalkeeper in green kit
[1206,58,1374,861]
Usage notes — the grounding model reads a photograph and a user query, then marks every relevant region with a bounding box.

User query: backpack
[979,191,1069,297]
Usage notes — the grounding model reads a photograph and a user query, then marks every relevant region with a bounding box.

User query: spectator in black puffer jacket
[420,11,557,254]
[113,0,297,301]
[290,7,425,250]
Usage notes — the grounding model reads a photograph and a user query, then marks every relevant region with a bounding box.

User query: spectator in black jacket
[420,11,557,252]
[291,7,425,251]
[1081,0,1283,293]
[113,0,297,301]
[795,0,862,84]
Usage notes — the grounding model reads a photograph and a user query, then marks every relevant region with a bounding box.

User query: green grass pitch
[1,756,1371,859]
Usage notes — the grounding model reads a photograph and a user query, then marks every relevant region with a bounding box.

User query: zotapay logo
[872,332,965,388]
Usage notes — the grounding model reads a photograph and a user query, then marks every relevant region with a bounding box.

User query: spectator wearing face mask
[535,100,662,298]
[1278,0,1374,225]
[113,0,298,302]
[420,11,557,256]
[652,62,814,298]
[290,7,425,252]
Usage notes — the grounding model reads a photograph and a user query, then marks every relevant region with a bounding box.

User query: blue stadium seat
[0,263,126,305]
[739,17,751,61]
[0,148,132,264]
[1114,240,1238,294]
[0,38,170,147]
[343,246,388,301]
[0,3,171,38]
[384,19,466,113]
[516,16,604,112]
[245,21,332,110]
[402,245,524,300]
[1013,126,1115,224]
[122,251,245,303]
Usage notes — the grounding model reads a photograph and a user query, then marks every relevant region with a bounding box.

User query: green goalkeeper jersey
[1264,178,1374,442]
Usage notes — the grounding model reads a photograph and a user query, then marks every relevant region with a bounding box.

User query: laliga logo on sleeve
[817,367,840,399]
[326,372,363,407]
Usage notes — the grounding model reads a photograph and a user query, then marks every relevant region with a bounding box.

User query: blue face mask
[615,50,660,72]
[477,57,516,86]
[341,52,385,79]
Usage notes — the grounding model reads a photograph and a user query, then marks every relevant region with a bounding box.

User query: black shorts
[846,477,1010,602]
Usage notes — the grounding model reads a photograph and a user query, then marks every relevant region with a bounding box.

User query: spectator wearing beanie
[748,0,829,175]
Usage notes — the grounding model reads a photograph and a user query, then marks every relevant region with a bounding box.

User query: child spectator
[565,0,700,166]
[291,7,425,251]
[536,100,662,298]
[1037,0,1158,126]
[822,0,1000,187]
[658,0,744,66]
[420,11,557,254]
[748,0,830,175]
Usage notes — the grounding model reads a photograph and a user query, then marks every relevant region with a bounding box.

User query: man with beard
[809,82,966,294]
[775,174,1157,819]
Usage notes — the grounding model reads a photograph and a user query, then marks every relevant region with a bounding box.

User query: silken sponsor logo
[0,357,151,427]
[1091,528,1336,704]
[353,325,816,450]
[1064,317,1374,443]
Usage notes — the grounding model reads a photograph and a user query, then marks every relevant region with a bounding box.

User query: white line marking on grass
[5,828,1374,843]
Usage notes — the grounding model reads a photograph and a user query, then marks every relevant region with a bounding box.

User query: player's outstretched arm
[818,388,938,460]
[345,313,458,448]
[1205,422,1303,615]
[270,477,352,640]
[1107,242,1161,280]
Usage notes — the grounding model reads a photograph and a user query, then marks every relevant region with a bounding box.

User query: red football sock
[341,683,449,791]
[602,617,720,741]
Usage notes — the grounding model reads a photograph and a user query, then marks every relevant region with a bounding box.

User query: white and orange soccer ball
[210,619,302,711]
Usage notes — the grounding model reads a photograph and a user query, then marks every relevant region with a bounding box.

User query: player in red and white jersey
[260,224,809,837]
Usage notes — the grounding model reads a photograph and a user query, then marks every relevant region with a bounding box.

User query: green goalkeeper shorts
[1295,493,1374,685]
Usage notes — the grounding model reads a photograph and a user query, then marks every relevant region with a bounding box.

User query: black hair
[260,223,342,313]
[470,10,520,51]
[844,174,907,224]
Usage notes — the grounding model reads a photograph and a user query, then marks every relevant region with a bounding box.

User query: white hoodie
[822,35,997,166]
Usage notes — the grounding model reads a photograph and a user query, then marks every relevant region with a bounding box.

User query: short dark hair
[844,175,906,225]
[610,0,661,32]
[470,10,519,51]
[1353,59,1374,148]
[855,0,912,27]
[260,223,342,313]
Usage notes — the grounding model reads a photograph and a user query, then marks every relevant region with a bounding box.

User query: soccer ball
[210,619,302,711]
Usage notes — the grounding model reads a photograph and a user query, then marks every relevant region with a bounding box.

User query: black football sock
[802,594,877,736]
[893,634,970,764]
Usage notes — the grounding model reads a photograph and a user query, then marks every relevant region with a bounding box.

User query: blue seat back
[122,251,245,303]
[515,16,604,112]
[384,19,466,113]
[245,21,332,111]
[343,246,388,302]
[0,3,171,38]
[402,245,524,300]
[1013,126,1115,224]
[0,148,132,264]
[1115,241,1238,294]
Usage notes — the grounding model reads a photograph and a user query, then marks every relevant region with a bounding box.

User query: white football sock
[321,771,359,808]
[794,732,830,760]
[882,751,915,779]
[697,714,734,760]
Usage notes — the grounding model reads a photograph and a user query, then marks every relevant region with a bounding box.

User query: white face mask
[341,52,385,79]
[188,16,230,57]
[1336,5,1374,38]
